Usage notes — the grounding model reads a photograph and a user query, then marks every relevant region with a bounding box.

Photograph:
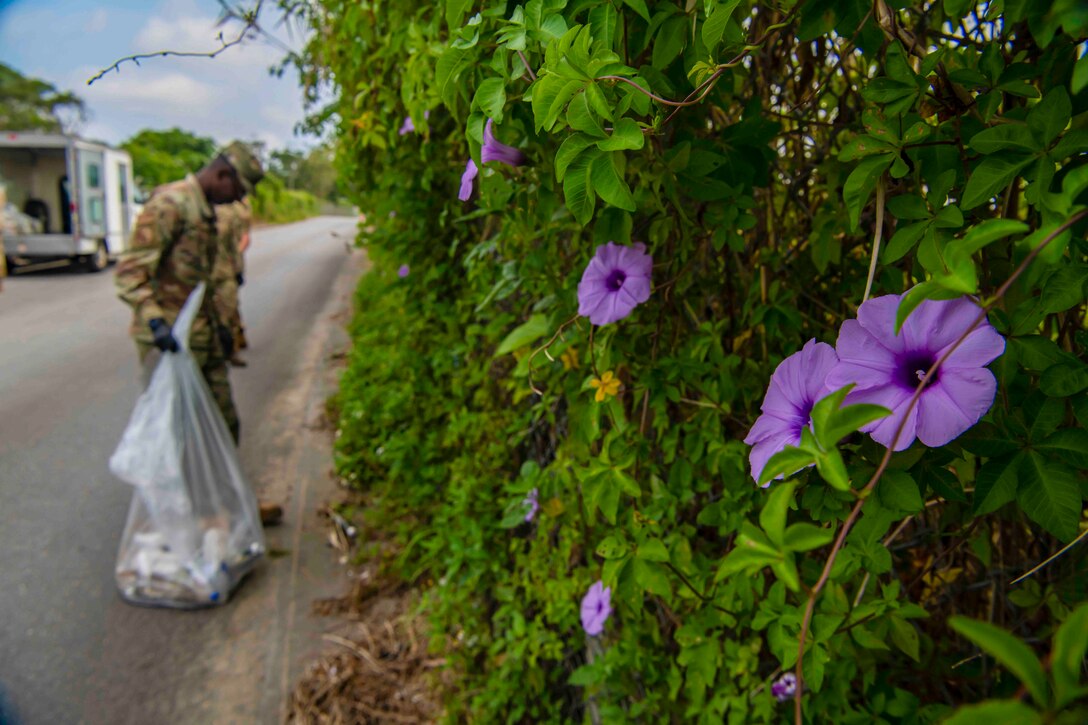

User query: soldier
[115,141,282,525]
[213,199,251,367]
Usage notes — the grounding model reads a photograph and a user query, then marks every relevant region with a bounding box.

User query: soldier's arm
[114,196,182,327]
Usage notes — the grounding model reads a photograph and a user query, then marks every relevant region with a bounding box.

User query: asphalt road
[0,216,362,724]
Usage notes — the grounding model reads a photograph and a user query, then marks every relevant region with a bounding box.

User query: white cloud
[85,71,215,116]
[84,8,108,34]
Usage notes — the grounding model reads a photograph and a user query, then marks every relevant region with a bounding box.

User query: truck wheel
[85,240,109,273]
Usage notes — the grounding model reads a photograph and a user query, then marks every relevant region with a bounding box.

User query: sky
[0,0,320,153]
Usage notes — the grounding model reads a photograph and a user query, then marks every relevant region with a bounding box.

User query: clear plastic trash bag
[110,282,264,608]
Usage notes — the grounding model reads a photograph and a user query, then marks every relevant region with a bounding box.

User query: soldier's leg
[135,341,161,388]
[199,353,240,443]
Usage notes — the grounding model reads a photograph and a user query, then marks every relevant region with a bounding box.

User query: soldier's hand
[149,318,180,353]
[217,326,234,358]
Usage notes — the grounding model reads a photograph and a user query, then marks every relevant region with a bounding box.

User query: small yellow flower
[561,347,579,371]
[590,370,621,402]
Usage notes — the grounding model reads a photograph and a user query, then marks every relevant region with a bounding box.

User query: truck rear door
[76,147,106,239]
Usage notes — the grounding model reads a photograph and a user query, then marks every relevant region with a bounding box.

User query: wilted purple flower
[522,488,539,522]
[458,159,478,202]
[771,672,797,702]
[398,110,429,136]
[577,242,652,325]
[580,580,611,636]
[744,340,839,485]
[481,118,525,167]
[826,294,1005,451]
[397,264,410,278]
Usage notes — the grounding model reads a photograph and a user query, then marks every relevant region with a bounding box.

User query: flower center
[898,352,939,389]
[605,268,627,291]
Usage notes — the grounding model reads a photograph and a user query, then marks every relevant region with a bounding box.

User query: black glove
[217,326,234,358]
[149,317,179,353]
[235,272,245,286]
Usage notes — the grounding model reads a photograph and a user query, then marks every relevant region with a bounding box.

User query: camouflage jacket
[115,174,223,349]
[213,200,250,282]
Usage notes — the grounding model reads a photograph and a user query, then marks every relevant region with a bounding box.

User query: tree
[121,128,217,190]
[0,62,84,133]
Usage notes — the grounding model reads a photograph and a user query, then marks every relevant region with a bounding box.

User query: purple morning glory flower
[458,159,478,202]
[580,580,611,636]
[825,294,1005,451]
[577,242,653,325]
[744,339,839,485]
[397,264,410,278]
[523,488,539,522]
[481,118,525,167]
[771,672,797,702]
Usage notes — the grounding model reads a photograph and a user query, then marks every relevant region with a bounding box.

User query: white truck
[0,131,139,273]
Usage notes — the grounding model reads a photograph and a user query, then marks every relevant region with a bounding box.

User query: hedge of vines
[283,1,1088,721]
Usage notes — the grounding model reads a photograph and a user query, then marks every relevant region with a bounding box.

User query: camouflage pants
[137,343,240,443]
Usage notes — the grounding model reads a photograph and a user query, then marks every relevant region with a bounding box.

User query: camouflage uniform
[115,173,239,440]
[213,200,251,345]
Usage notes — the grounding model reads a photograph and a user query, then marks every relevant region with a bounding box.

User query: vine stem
[862,177,886,303]
[87,2,263,85]
[792,209,1088,724]
[527,313,582,396]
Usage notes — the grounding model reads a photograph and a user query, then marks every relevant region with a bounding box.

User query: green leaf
[1037,428,1088,468]
[445,0,472,29]
[1017,452,1081,542]
[783,523,834,552]
[555,133,596,182]
[1012,336,1079,371]
[596,536,628,559]
[973,454,1021,516]
[889,614,920,662]
[955,219,1029,256]
[814,446,851,492]
[632,557,672,598]
[588,2,619,48]
[1053,603,1088,709]
[436,47,472,109]
[597,117,645,151]
[567,90,606,137]
[473,78,507,123]
[496,314,550,355]
[961,153,1034,210]
[943,701,1041,725]
[884,221,929,263]
[532,76,584,131]
[968,124,1040,154]
[590,152,636,211]
[701,0,742,51]
[563,148,598,224]
[651,16,687,70]
[877,471,924,515]
[1038,264,1088,314]
[838,134,897,162]
[759,445,816,486]
[843,153,894,231]
[1027,87,1071,146]
[895,281,961,333]
[759,481,796,549]
[886,194,929,220]
[637,538,670,563]
[621,0,651,21]
[948,616,1049,706]
[1040,362,1088,397]
[813,398,891,450]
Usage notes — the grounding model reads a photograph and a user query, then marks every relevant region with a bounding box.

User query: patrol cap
[218,141,264,196]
